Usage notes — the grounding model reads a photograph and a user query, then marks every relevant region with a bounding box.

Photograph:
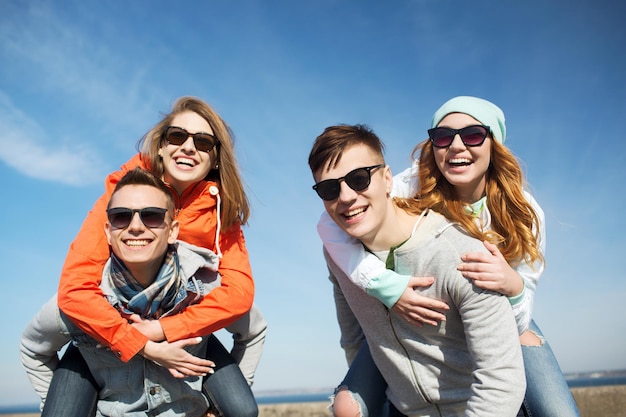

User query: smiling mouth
[175,157,196,168]
[448,158,472,167]
[124,239,151,248]
[342,207,366,219]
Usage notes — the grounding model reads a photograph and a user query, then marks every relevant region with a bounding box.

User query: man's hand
[129,314,166,341]
[392,276,449,326]
[141,338,215,378]
[457,240,523,297]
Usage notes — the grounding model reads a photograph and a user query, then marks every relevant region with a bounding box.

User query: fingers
[408,276,435,287]
[173,337,204,348]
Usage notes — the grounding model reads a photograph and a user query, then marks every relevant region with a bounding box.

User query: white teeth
[176,157,195,166]
[125,240,149,247]
[449,158,471,164]
[345,208,365,217]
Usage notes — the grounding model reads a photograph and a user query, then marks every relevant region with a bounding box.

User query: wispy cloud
[0,92,107,186]
[0,1,160,132]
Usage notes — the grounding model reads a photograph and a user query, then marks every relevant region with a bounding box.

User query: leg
[41,343,98,417]
[331,342,388,417]
[521,320,580,417]
[203,335,258,417]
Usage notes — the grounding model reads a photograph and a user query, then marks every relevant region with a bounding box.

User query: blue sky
[1,0,625,407]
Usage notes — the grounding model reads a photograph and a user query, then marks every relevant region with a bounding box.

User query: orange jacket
[57,154,254,362]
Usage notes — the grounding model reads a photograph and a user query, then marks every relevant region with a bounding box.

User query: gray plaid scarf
[105,245,182,319]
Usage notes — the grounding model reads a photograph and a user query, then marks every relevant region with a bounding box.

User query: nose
[179,135,197,153]
[449,133,466,150]
[337,179,358,202]
[127,212,145,232]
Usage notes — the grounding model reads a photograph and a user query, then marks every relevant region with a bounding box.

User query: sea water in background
[2,370,625,414]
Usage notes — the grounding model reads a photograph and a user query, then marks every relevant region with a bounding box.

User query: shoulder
[422,211,488,252]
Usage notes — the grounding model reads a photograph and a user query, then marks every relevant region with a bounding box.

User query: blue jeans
[42,335,257,417]
[41,343,98,417]
[522,320,580,417]
[203,334,258,417]
[335,343,389,417]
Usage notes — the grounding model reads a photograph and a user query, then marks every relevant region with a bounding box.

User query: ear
[104,222,113,246]
[167,219,180,244]
[384,165,393,194]
[158,147,164,157]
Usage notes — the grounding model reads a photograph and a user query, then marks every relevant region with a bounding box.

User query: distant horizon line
[3,368,625,412]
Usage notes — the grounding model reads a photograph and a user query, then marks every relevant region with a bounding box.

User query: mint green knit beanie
[431,96,506,144]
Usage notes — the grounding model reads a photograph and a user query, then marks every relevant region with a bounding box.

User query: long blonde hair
[137,96,250,229]
[407,138,543,267]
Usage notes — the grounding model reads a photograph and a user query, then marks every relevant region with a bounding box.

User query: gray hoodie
[326,210,525,417]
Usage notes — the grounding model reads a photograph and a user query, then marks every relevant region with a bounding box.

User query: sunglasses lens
[192,134,217,153]
[344,168,371,192]
[165,128,188,146]
[314,180,340,201]
[107,208,133,229]
[428,128,455,148]
[140,208,167,228]
[460,126,488,146]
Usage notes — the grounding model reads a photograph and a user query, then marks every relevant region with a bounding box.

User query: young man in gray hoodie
[20,168,266,416]
[308,124,525,417]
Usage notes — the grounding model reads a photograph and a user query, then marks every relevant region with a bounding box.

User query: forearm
[318,211,392,294]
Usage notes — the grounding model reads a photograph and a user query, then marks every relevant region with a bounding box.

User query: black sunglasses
[313,165,383,201]
[163,126,218,153]
[107,207,169,229]
[427,125,490,148]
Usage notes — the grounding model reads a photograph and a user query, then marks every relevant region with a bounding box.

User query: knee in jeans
[520,329,543,347]
[331,386,362,417]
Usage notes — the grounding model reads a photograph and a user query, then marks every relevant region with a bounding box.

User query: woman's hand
[458,240,523,297]
[392,276,449,326]
[141,338,215,378]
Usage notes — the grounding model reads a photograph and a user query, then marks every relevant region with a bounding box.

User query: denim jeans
[41,343,98,417]
[42,335,257,417]
[522,320,580,417]
[334,342,389,417]
[203,334,258,417]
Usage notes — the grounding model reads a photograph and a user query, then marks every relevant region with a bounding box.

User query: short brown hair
[108,168,175,214]
[308,124,385,176]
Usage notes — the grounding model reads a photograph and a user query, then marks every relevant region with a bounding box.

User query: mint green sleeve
[365,270,411,309]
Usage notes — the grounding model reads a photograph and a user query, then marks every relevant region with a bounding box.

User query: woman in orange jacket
[45,96,262,416]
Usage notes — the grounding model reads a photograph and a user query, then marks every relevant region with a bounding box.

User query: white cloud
[0,92,107,186]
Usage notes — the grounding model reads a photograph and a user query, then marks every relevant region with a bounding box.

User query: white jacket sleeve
[224,303,267,386]
[317,211,388,290]
[508,191,546,334]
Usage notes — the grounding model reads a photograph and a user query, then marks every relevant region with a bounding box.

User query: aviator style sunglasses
[107,207,169,229]
[427,125,490,148]
[313,164,383,201]
[163,126,218,153]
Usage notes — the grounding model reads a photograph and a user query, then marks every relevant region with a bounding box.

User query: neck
[456,181,486,204]
[362,203,419,252]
